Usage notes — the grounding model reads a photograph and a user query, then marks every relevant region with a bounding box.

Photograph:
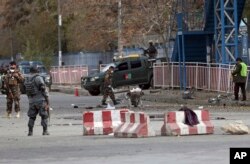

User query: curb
[51,85,89,96]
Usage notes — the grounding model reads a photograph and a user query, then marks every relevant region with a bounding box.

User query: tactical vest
[240,62,247,77]
[24,75,39,96]
[8,74,18,86]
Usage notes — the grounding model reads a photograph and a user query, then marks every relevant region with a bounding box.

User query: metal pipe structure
[58,0,62,66]
[214,0,240,64]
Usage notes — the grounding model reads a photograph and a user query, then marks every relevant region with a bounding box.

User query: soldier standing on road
[0,64,7,93]
[146,41,158,59]
[101,66,118,105]
[25,66,50,136]
[3,61,24,118]
[232,57,248,101]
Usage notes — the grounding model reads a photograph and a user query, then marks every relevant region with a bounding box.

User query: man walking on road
[232,57,248,101]
[25,66,50,136]
[101,66,118,106]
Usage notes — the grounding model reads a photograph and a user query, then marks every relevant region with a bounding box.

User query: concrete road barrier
[161,110,214,136]
[114,111,156,138]
[83,109,129,135]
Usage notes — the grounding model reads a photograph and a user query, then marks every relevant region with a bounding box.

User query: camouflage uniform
[3,69,24,114]
[102,68,117,105]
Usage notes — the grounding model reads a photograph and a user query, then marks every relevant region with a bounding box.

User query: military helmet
[30,65,39,73]
[148,40,153,44]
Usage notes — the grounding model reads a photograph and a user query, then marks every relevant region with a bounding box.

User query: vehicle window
[131,60,142,69]
[38,67,48,74]
[19,66,30,74]
[101,63,116,72]
[19,66,48,74]
[117,62,128,71]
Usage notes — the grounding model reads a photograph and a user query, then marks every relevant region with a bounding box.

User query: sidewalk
[142,89,250,106]
[51,84,89,96]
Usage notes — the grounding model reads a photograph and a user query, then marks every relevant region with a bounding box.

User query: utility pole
[58,0,62,66]
[9,27,14,61]
[117,0,123,57]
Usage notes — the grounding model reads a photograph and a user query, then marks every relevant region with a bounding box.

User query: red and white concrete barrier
[114,111,155,138]
[83,109,129,135]
[161,110,214,136]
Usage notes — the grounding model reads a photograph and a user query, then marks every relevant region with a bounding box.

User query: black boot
[28,127,33,136]
[42,127,50,135]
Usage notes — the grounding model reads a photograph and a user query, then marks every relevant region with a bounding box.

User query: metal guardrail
[52,62,249,93]
[50,65,88,85]
[153,62,250,93]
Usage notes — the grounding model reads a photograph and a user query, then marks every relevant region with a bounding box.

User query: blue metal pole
[214,0,219,63]
[177,13,183,90]
[220,0,226,64]
[181,32,186,90]
[178,33,183,90]
[234,0,239,60]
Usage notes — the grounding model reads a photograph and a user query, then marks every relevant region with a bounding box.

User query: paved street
[0,92,250,164]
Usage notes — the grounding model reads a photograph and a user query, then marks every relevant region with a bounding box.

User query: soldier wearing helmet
[101,66,118,106]
[145,40,158,59]
[25,65,50,136]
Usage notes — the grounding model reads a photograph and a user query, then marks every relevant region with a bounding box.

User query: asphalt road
[0,92,250,164]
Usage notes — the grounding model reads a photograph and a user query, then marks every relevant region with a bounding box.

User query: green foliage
[0,0,58,67]
[15,12,57,68]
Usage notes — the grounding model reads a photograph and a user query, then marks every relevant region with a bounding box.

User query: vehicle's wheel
[88,89,100,96]
[139,77,153,90]
[99,84,104,95]
[139,83,150,90]
[138,84,143,89]
[149,77,154,89]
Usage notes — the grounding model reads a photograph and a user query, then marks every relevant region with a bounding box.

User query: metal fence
[52,62,250,92]
[50,65,88,85]
[153,62,250,93]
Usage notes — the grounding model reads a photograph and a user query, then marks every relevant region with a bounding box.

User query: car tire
[149,77,154,89]
[99,84,104,95]
[139,77,153,90]
[88,89,100,96]
[139,84,148,90]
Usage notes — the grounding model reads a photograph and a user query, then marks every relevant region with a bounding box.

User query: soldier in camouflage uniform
[101,66,118,105]
[3,61,24,118]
